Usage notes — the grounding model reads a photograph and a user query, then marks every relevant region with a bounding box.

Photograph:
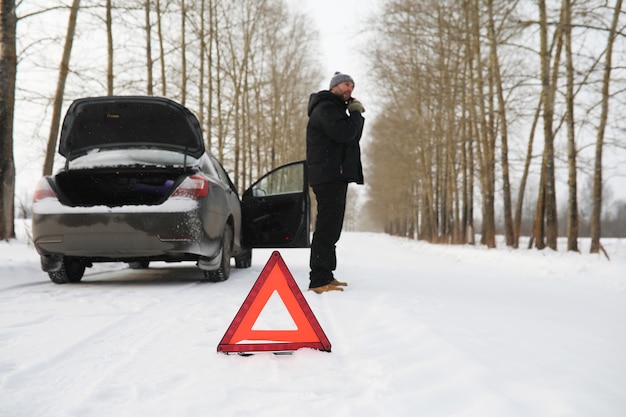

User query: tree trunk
[205,0,215,151]
[590,0,622,253]
[42,0,81,176]
[145,0,153,95]
[0,0,17,240]
[106,0,113,95]
[469,0,496,248]
[536,0,559,250]
[180,0,186,104]
[155,0,167,96]
[461,1,475,245]
[533,158,547,249]
[198,0,206,127]
[514,96,541,247]
[563,0,579,252]
[487,0,514,247]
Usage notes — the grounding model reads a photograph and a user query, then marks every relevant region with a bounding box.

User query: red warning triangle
[217,251,331,353]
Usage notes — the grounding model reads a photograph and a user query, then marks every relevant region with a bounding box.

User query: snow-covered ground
[1,220,625,417]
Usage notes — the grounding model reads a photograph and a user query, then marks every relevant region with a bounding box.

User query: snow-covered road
[1,224,625,417]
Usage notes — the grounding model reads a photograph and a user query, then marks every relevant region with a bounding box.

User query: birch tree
[0,0,17,239]
[106,0,113,95]
[590,0,623,254]
[534,0,560,250]
[42,0,81,176]
[144,0,153,95]
[563,0,579,252]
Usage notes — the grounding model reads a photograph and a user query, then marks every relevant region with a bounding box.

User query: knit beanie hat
[329,71,354,90]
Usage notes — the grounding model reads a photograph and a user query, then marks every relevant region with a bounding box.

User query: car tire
[202,225,232,282]
[128,261,150,269]
[48,257,86,284]
[235,248,252,268]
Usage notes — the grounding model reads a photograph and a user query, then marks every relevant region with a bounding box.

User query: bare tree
[0,0,17,240]
[106,0,113,95]
[6,0,324,236]
[486,0,515,246]
[155,0,167,96]
[361,0,626,244]
[42,0,81,176]
[197,0,206,127]
[179,0,186,104]
[144,0,153,95]
[514,97,541,247]
[468,0,497,248]
[18,0,625,242]
[534,0,560,250]
[203,0,215,150]
[563,0,579,252]
[590,0,623,254]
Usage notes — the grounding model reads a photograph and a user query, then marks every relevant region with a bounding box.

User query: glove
[347,98,365,113]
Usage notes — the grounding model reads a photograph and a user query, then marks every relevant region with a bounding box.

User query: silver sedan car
[32,96,310,284]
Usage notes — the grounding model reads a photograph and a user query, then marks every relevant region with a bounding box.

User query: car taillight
[33,178,57,202]
[171,174,209,199]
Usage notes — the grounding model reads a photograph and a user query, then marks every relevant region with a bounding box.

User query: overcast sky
[286,0,378,93]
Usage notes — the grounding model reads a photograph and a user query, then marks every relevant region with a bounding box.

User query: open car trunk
[52,167,189,207]
[51,96,207,208]
[59,96,205,161]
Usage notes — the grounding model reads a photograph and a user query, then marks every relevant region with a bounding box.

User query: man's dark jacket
[306,91,364,186]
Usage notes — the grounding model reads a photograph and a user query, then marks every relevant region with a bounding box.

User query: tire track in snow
[0,265,226,415]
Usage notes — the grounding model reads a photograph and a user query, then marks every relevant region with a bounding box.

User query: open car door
[241,160,310,248]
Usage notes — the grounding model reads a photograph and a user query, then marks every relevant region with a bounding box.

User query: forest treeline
[1,0,625,253]
[1,0,322,238]
[361,0,626,251]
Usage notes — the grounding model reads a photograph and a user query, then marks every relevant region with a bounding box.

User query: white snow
[33,197,198,215]
[1,220,625,417]
[68,149,199,169]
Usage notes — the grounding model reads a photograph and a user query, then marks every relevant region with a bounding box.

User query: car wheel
[128,261,150,269]
[203,225,233,282]
[48,257,86,284]
[235,248,252,268]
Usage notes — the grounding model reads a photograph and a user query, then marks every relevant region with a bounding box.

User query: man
[306,71,365,294]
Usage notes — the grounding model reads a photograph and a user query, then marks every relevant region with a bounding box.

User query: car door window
[250,163,304,197]
[241,161,310,248]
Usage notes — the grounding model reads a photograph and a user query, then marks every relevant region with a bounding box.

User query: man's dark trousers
[309,181,348,288]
